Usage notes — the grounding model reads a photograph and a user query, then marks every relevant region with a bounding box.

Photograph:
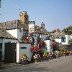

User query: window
[61,36,66,42]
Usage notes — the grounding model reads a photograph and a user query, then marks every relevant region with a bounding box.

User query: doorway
[4,43,16,63]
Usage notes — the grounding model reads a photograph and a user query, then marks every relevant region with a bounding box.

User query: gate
[4,43,16,63]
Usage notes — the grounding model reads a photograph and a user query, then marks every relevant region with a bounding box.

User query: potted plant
[33,53,41,63]
[20,54,28,65]
[43,51,49,60]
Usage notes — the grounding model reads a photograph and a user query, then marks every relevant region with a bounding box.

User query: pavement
[0,55,72,72]
[0,63,18,69]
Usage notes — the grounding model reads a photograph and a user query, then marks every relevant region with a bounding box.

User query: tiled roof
[50,32,64,39]
[0,20,28,30]
[0,30,17,39]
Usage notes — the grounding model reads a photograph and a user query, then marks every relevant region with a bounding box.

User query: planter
[34,59,39,63]
[43,56,48,60]
[21,60,28,65]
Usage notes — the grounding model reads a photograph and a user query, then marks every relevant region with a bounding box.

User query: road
[0,55,72,72]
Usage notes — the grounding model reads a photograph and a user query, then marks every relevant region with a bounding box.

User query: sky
[0,0,72,31]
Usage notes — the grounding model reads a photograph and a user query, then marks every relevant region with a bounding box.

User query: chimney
[19,11,29,24]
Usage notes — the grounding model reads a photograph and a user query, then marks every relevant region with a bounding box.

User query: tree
[69,39,72,45]
[62,26,72,35]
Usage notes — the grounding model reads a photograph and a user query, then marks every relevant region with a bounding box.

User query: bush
[69,39,72,45]
[43,51,49,60]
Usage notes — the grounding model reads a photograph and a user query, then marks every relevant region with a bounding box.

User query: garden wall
[19,43,32,61]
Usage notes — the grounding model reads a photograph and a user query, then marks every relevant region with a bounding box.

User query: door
[0,43,2,61]
[4,43,16,63]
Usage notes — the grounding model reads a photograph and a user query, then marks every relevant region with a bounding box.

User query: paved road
[0,56,72,72]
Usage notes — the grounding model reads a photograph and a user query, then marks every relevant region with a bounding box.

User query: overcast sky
[0,0,72,31]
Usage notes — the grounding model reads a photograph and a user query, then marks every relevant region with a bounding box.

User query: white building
[0,11,32,63]
[0,29,32,63]
[0,11,49,63]
[55,35,72,45]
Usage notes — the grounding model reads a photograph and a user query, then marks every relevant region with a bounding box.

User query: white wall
[7,29,23,41]
[7,29,17,38]
[16,42,19,63]
[17,29,23,41]
[3,39,17,43]
[55,39,61,43]
[61,35,69,45]
[41,34,47,40]
[44,40,53,53]
[70,35,72,39]
[19,43,32,61]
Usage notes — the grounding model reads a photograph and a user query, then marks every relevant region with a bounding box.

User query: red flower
[30,45,41,52]
[38,41,46,48]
